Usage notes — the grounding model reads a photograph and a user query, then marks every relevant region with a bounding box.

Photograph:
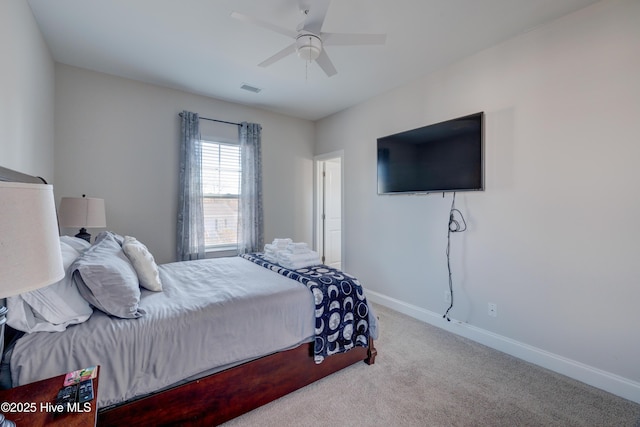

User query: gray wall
[53,65,315,264]
[315,0,640,402]
[0,0,55,180]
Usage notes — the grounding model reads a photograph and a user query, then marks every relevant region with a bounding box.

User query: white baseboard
[366,290,640,404]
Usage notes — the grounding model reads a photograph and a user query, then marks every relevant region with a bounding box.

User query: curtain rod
[178,112,241,127]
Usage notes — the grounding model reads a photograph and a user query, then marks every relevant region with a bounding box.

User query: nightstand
[0,366,99,427]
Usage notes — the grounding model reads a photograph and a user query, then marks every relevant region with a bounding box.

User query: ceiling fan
[231,0,386,77]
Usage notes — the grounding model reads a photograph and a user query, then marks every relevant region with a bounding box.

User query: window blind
[201,141,241,249]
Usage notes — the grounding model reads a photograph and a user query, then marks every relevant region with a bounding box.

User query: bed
[0,165,378,426]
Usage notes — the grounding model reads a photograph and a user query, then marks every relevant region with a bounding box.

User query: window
[201,140,241,251]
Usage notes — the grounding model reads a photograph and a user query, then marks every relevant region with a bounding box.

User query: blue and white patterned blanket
[240,253,371,363]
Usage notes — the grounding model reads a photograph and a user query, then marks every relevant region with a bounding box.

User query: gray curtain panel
[238,122,264,254]
[177,111,205,261]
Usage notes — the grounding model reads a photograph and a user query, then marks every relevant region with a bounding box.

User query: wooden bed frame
[98,339,376,426]
[1,164,378,426]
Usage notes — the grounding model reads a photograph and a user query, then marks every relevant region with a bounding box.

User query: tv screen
[377,112,484,194]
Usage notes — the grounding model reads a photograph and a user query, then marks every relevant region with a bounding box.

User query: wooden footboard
[97,339,376,426]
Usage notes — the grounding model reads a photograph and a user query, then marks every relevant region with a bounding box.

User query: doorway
[315,152,343,270]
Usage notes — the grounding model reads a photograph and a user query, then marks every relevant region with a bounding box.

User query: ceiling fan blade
[231,11,297,39]
[301,0,330,34]
[322,32,387,46]
[258,43,297,68]
[315,49,337,77]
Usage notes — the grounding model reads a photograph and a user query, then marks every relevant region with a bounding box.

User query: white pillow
[7,239,93,333]
[122,236,163,291]
[59,235,92,252]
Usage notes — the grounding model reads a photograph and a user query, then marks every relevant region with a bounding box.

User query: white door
[323,158,342,269]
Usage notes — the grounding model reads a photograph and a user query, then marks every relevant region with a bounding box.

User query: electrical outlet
[444,290,451,304]
[488,303,497,317]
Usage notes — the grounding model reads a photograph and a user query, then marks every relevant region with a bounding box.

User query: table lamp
[0,182,64,426]
[58,195,106,242]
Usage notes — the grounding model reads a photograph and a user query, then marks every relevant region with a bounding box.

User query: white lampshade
[0,182,64,299]
[58,196,106,228]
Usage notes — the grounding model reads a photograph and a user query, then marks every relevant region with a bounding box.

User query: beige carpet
[222,304,640,426]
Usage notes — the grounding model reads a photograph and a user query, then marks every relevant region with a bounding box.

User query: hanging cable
[443,192,466,321]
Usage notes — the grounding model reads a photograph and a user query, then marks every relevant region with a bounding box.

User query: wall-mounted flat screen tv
[377,112,484,194]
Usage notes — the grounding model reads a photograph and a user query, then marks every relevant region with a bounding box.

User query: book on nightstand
[63,366,98,387]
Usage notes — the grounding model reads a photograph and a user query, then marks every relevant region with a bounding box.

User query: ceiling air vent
[240,83,262,93]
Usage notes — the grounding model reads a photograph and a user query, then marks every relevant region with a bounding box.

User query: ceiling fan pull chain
[306,36,312,82]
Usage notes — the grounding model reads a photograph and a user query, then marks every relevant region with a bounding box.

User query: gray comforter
[11,256,319,408]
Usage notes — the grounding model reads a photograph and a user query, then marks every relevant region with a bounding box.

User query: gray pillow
[71,231,145,319]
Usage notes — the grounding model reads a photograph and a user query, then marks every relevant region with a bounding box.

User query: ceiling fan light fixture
[296,34,322,61]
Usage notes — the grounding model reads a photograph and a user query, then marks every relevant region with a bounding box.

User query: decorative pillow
[6,239,93,333]
[122,236,163,292]
[71,232,145,319]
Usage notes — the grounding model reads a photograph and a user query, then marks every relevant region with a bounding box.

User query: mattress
[10,256,318,408]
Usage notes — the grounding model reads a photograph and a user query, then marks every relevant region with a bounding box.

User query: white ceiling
[27,0,599,121]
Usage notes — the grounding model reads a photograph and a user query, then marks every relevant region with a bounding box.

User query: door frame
[313,150,344,268]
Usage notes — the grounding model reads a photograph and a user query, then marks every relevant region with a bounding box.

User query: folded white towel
[262,239,320,268]
[264,239,295,264]
[272,238,292,249]
[264,243,280,252]
[278,249,320,265]
[263,253,278,263]
[287,242,308,250]
[285,242,310,254]
[279,252,321,269]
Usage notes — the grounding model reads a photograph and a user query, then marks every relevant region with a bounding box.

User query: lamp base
[75,228,91,243]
